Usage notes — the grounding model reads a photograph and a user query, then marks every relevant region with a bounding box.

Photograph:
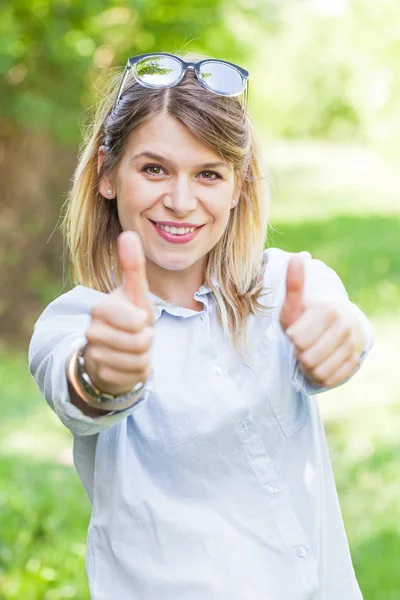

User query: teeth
[156,223,197,235]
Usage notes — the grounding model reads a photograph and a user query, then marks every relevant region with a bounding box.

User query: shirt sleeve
[273,250,374,396]
[28,286,153,436]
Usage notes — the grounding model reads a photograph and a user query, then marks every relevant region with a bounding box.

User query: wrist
[67,348,109,412]
[67,346,147,412]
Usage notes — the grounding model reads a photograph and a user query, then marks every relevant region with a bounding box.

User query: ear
[98,145,115,199]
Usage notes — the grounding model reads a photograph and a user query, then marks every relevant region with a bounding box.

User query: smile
[149,220,204,244]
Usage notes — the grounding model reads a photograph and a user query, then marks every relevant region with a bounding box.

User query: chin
[152,249,204,271]
[158,257,194,271]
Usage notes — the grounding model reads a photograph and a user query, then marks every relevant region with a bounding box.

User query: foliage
[248,0,400,145]
[3,0,400,144]
[0,0,278,144]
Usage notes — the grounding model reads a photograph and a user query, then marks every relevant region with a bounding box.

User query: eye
[141,164,166,176]
[199,170,221,181]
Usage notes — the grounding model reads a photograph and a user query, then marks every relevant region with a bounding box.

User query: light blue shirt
[29,248,373,600]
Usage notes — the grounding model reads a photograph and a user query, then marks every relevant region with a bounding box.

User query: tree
[0,0,279,344]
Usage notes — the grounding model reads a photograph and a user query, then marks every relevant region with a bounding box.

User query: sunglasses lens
[199,62,244,95]
[135,55,182,87]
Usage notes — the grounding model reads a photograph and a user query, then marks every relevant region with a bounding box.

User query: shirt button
[241,420,253,432]
[212,366,221,375]
[296,546,308,558]
[268,484,280,494]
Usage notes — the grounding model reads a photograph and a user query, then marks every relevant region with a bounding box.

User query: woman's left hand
[279,256,365,388]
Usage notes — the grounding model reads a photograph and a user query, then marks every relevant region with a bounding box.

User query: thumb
[279,255,305,331]
[117,230,150,313]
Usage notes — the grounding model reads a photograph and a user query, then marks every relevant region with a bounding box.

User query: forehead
[123,113,230,167]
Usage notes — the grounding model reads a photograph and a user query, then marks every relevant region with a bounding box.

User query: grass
[0,351,90,600]
[1,139,399,599]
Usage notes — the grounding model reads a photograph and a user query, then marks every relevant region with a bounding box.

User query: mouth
[149,219,205,244]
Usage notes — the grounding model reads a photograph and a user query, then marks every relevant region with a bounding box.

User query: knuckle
[97,365,110,382]
[326,307,338,322]
[131,337,145,353]
[311,366,326,384]
[86,326,104,345]
[295,339,307,352]
[142,366,152,380]
[135,352,150,370]
[325,375,336,387]
[88,347,103,363]
[138,308,150,327]
[91,303,105,321]
[85,328,97,344]
[130,307,148,331]
[300,353,313,369]
[138,366,151,383]
[142,327,155,347]
[134,335,150,353]
[339,321,352,339]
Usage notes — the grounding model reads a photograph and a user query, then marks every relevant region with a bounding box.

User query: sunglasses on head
[113,52,249,110]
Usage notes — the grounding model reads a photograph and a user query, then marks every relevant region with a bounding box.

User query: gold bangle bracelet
[67,348,100,408]
[67,346,147,412]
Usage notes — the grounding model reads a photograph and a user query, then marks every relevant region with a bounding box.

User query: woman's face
[99,113,239,276]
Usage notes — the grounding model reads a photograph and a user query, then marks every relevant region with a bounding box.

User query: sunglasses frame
[113,52,249,110]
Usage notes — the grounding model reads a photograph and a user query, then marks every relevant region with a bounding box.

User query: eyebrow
[130,151,232,171]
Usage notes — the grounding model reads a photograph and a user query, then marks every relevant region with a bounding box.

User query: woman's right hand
[83,231,155,397]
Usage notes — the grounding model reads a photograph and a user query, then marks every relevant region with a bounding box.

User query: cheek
[118,176,156,211]
[206,185,234,218]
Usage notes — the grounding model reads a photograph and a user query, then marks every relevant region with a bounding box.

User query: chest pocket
[247,324,309,438]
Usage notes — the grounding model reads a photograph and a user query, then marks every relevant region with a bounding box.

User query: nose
[162,174,197,216]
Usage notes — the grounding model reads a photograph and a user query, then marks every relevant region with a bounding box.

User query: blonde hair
[61,52,271,360]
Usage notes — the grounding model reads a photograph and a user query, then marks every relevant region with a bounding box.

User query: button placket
[191,303,318,596]
[237,429,317,590]
[296,545,308,558]
[241,420,253,432]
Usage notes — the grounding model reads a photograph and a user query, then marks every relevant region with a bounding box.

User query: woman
[29,52,373,599]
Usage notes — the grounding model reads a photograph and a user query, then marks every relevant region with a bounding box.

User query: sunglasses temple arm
[113,63,130,110]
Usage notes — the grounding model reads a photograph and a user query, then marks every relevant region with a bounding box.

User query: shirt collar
[148,274,219,321]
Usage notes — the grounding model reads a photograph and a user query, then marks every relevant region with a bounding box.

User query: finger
[288,306,339,353]
[118,230,149,311]
[323,352,360,388]
[92,365,151,395]
[86,323,155,353]
[301,344,356,385]
[297,320,353,369]
[280,256,305,331]
[89,346,151,375]
[91,295,148,333]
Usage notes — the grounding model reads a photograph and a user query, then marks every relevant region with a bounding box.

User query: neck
[145,257,206,312]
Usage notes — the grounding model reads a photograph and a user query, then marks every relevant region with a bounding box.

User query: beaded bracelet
[67,346,146,412]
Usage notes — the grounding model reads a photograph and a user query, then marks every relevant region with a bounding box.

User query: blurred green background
[1,0,399,598]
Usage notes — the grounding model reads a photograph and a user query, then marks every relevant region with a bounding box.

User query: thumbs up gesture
[84,231,155,397]
[279,256,364,388]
